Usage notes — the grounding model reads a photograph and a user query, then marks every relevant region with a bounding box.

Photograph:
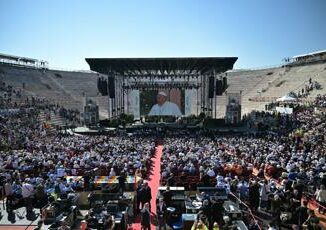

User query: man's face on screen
[157,94,166,106]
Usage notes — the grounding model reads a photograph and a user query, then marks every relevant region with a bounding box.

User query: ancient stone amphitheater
[1,61,326,119]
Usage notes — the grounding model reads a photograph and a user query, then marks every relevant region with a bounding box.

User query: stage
[86,57,238,121]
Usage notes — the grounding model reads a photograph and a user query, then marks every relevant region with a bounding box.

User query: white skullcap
[158,92,167,97]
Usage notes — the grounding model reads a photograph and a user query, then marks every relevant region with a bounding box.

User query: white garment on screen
[148,101,182,116]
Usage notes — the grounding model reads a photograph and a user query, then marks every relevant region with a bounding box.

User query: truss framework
[86,57,238,118]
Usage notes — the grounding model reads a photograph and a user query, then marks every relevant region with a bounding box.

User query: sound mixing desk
[156,186,186,211]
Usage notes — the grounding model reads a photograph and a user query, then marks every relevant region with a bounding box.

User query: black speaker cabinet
[208,76,215,98]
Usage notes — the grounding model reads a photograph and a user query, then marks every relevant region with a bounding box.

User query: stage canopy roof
[85,57,238,76]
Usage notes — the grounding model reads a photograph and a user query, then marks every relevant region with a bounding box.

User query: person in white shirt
[148,92,182,116]
[22,179,34,212]
[315,185,326,214]
[22,179,34,198]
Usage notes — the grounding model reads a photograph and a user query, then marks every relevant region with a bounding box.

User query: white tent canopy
[276,95,297,102]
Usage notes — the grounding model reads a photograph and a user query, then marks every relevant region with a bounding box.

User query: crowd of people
[161,94,326,229]
[0,131,155,204]
[268,75,322,101]
[0,80,156,227]
[0,81,49,150]
[315,94,326,107]
[292,78,322,99]
[1,77,325,229]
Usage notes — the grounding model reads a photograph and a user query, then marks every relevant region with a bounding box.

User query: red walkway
[132,142,163,230]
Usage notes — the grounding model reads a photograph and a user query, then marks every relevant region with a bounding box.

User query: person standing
[4,179,13,210]
[22,178,34,213]
[136,181,143,214]
[210,198,223,226]
[315,185,326,214]
[249,180,260,211]
[141,203,151,230]
[259,180,270,211]
[126,203,134,229]
[295,200,309,227]
[167,173,176,187]
[118,171,126,193]
[157,198,167,230]
[162,186,173,207]
[237,179,249,201]
[141,181,152,211]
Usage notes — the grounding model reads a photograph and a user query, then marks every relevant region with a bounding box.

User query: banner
[129,90,140,119]
[185,89,193,116]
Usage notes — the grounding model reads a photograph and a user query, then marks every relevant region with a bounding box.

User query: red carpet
[132,142,163,230]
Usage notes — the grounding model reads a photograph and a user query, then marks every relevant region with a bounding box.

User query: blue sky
[0,0,325,70]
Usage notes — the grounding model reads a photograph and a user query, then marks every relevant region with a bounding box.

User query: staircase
[38,110,72,130]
